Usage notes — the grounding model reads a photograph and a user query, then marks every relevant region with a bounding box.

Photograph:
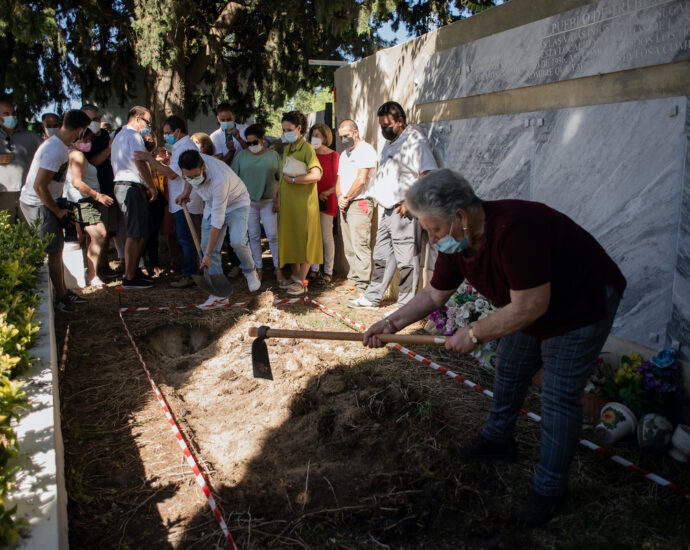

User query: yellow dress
[278,138,323,267]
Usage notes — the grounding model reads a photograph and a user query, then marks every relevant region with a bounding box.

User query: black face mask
[144,139,155,152]
[341,136,355,149]
[381,126,397,141]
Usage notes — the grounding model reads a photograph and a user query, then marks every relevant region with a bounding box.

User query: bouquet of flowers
[600,350,685,419]
[425,281,500,369]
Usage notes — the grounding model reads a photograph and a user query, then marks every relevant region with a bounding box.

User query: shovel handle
[181,203,204,259]
[248,327,446,346]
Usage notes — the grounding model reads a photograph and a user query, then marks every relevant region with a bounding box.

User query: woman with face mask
[230,123,285,286]
[64,129,113,287]
[307,123,339,284]
[276,111,323,296]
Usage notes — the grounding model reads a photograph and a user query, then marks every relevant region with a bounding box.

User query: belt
[114,181,143,186]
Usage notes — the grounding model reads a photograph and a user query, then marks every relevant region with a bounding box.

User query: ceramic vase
[636,413,673,451]
[594,402,637,444]
[669,424,690,463]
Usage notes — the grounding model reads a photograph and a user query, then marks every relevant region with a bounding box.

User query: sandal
[322,273,332,283]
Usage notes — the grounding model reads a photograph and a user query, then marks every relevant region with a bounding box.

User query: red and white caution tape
[120,301,249,313]
[297,298,689,500]
[59,325,70,371]
[118,311,238,549]
[273,297,306,305]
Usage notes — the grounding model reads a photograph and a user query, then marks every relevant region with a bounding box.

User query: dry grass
[57,268,690,550]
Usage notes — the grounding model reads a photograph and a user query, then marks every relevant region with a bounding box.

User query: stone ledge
[6,263,68,549]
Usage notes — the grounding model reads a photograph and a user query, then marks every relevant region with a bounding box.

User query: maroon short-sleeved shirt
[430,200,626,339]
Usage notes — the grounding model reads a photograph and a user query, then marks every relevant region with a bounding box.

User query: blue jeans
[481,285,621,496]
[172,210,197,278]
[201,205,255,276]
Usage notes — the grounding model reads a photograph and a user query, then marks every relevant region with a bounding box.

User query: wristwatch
[291,176,296,184]
[469,326,479,344]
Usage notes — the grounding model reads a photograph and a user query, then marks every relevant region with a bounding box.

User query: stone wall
[334,0,690,358]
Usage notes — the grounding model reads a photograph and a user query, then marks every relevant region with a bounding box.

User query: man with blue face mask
[209,102,247,166]
[175,149,260,306]
[0,96,42,222]
[136,115,199,288]
[110,105,159,289]
[364,168,627,527]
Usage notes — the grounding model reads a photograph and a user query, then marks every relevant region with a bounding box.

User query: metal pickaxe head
[251,325,273,380]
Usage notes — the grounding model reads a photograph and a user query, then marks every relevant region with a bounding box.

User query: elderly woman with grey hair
[363,168,626,526]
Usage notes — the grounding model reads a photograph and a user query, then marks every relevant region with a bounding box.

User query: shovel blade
[251,326,273,380]
[251,340,273,380]
[192,272,217,295]
[208,273,233,297]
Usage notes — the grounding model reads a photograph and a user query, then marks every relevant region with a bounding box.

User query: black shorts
[114,182,151,239]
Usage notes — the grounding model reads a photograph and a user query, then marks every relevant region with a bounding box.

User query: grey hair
[405,168,483,222]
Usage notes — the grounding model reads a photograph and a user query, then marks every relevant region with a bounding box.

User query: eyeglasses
[246,139,260,146]
[139,116,152,127]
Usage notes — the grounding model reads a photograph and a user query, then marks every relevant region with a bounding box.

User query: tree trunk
[144,65,186,137]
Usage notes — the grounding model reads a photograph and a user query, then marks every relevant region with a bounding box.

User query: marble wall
[415,0,690,103]
[419,96,690,355]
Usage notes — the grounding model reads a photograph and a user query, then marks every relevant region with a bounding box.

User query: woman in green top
[277,111,323,296]
[231,123,286,285]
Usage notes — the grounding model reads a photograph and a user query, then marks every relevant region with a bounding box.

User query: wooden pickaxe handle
[248,327,446,345]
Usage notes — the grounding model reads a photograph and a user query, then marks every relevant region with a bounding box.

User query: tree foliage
[1,0,502,123]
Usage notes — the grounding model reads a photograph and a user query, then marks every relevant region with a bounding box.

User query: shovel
[248,326,447,380]
[181,203,233,297]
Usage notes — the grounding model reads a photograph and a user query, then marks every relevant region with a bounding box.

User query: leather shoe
[514,490,567,526]
[455,433,518,462]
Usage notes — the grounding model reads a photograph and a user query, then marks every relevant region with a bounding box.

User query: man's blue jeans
[201,205,255,276]
[481,285,621,496]
[172,210,197,278]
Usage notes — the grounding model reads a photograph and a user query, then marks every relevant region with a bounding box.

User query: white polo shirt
[111,124,148,184]
[337,140,377,200]
[19,135,70,206]
[209,124,248,156]
[168,135,199,215]
[372,125,437,209]
[192,154,249,229]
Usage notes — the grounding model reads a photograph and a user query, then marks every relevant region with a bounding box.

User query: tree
[1,1,502,125]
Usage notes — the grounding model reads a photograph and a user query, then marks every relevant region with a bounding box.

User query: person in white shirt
[209,102,247,166]
[135,115,199,288]
[348,101,437,311]
[335,119,377,292]
[110,106,159,289]
[19,109,92,312]
[176,150,260,306]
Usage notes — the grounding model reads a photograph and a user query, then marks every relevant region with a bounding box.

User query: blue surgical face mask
[2,115,18,129]
[220,121,235,131]
[164,134,176,145]
[139,126,151,137]
[437,218,469,254]
[282,130,297,144]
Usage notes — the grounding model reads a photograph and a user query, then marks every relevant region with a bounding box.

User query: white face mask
[310,137,322,149]
[45,127,59,137]
[184,172,206,188]
[248,144,262,154]
[88,121,101,134]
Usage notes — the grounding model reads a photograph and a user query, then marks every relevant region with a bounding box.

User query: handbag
[282,155,308,178]
[318,152,336,212]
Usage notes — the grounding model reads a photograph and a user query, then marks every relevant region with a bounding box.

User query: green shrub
[0,210,47,543]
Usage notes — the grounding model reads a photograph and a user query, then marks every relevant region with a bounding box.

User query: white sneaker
[90,276,105,288]
[198,295,226,308]
[347,296,377,309]
[245,270,261,292]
